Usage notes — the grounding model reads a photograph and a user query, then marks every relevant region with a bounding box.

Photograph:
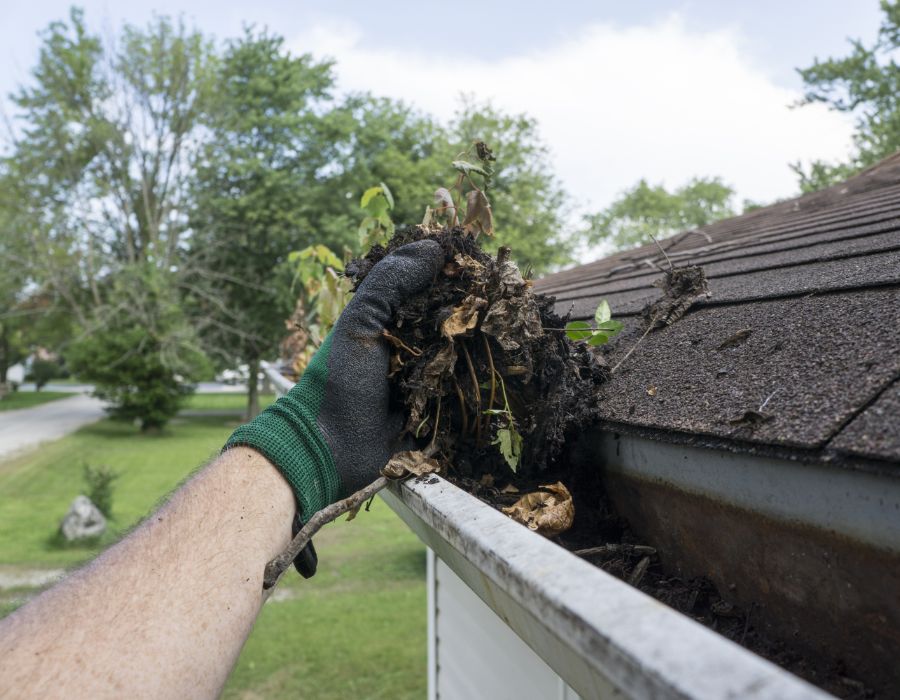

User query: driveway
[0,394,106,461]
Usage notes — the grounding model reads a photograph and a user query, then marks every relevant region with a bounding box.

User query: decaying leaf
[441,295,487,340]
[454,253,487,281]
[481,298,544,354]
[381,450,442,479]
[463,189,494,237]
[479,473,495,488]
[501,483,520,494]
[434,187,458,226]
[502,482,574,537]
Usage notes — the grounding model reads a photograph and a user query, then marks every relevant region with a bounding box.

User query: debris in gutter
[502,482,574,536]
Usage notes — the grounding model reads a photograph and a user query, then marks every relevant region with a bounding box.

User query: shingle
[591,288,900,450]
[830,381,900,462]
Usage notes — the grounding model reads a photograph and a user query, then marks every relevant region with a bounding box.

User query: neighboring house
[384,153,900,699]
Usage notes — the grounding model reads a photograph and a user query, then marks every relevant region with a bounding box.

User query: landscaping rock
[60,495,106,541]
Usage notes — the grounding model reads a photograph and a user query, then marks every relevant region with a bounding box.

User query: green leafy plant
[83,463,119,519]
[564,300,624,346]
[286,244,352,374]
[358,182,395,249]
[484,371,523,472]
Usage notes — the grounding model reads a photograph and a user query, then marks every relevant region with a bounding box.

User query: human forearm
[0,447,293,700]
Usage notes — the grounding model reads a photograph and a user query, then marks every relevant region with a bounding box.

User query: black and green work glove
[225,240,443,574]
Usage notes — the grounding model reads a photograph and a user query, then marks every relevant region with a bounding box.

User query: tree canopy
[584,177,736,251]
[792,0,900,192]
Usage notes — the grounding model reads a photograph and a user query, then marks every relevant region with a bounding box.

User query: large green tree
[584,177,736,251]
[189,29,334,418]
[10,9,215,428]
[793,0,900,192]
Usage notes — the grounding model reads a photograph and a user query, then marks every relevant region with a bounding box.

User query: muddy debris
[643,264,711,328]
[348,226,607,493]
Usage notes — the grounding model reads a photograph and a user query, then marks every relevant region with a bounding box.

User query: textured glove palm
[226,240,443,522]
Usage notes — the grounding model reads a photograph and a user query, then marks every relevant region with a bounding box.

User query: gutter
[382,475,831,699]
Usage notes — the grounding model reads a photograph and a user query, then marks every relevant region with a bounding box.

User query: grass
[182,392,276,412]
[0,391,72,412]
[0,392,427,698]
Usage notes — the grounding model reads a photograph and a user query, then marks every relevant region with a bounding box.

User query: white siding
[430,549,580,700]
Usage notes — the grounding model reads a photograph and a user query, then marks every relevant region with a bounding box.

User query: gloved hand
[226,239,443,537]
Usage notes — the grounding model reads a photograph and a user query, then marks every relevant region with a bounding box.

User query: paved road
[0,394,106,461]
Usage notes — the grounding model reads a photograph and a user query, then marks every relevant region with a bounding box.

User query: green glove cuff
[225,334,341,521]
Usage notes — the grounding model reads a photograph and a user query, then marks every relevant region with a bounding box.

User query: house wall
[428,548,580,700]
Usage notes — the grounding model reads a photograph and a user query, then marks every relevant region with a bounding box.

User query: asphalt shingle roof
[535,153,900,465]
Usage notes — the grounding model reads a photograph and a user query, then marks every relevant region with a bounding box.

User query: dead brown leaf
[441,295,487,340]
[502,482,574,537]
[434,187,458,226]
[381,450,442,479]
[479,474,495,488]
[463,189,494,237]
[500,483,519,494]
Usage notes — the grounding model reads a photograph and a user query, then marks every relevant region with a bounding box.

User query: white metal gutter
[381,476,832,700]
[259,361,293,396]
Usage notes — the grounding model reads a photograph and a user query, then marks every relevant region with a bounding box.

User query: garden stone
[60,495,106,541]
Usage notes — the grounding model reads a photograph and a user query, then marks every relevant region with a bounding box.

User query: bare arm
[0,447,293,699]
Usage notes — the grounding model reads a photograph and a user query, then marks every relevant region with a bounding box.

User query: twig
[429,399,442,452]
[611,324,654,374]
[649,234,674,272]
[263,477,389,591]
[381,329,422,356]
[452,377,469,437]
[461,342,482,444]
[482,334,498,423]
[758,388,781,412]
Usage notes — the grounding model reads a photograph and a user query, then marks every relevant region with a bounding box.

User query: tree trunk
[0,324,8,385]
[246,357,261,421]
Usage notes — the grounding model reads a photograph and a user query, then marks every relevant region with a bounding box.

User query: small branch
[452,377,469,437]
[461,342,482,444]
[482,334,498,413]
[263,477,389,591]
[649,234,674,272]
[429,399,442,452]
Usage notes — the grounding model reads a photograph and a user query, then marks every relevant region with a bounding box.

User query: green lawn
[0,391,72,412]
[182,392,276,412]
[0,394,427,698]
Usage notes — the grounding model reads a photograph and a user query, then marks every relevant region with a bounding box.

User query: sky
[0,1,885,226]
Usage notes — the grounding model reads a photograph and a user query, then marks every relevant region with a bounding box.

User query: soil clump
[348,225,606,480]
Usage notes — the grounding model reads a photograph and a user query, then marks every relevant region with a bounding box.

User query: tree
[9,9,215,426]
[189,29,334,418]
[66,267,209,431]
[584,177,736,251]
[792,1,900,192]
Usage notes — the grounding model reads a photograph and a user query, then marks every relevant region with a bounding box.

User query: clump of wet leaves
[346,225,608,484]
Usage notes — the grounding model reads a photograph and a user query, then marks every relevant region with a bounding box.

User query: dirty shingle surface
[535,154,900,464]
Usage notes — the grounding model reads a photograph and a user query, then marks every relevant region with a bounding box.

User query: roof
[535,153,900,466]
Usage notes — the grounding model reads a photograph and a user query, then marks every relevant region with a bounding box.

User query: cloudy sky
[1,1,883,219]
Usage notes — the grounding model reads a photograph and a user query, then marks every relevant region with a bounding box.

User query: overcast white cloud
[292,15,854,217]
